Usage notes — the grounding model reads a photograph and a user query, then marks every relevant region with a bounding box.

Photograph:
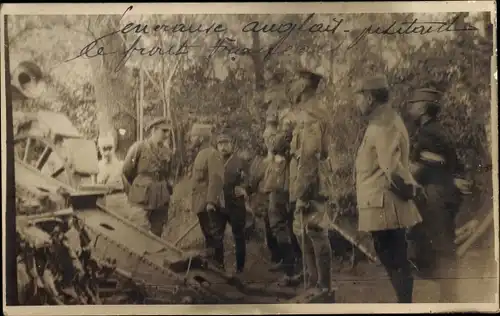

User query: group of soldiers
[98,68,465,303]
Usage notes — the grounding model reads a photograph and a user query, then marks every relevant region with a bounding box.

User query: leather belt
[139,172,166,181]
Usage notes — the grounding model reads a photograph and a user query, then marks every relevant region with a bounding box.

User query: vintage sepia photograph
[1,2,498,315]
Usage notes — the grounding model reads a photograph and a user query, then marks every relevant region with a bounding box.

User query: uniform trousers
[292,200,332,290]
[145,205,169,237]
[268,192,302,276]
[197,204,247,272]
[372,228,414,303]
[410,178,461,303]
[263,210,282,263]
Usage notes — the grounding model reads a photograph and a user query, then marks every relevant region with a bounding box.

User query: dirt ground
[103,193,497,304]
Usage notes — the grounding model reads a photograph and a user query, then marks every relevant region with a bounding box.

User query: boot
[316,244,333,291]
[275,274,301,287]
[270,242,295,274]
[390,270,414,303]
[294,257,303,275]
[212,245,225,271]
[235,238,246,273]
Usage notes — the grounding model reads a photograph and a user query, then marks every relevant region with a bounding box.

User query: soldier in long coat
[258,114,282,265]
[122,118,173,237]
[406,88,464,303]
[289,70,333,293]
[261,109,303,283]
[189,124,226,269]
[354,76,422,303]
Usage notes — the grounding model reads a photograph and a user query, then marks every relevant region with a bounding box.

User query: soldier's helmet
[216,128,233,144]
[297,69,324,91]
[355,75,389,93]
[146,117,171,133]
[266,106,279,124]
[288,69,324,104]
[408,88,443,118]
[189,123,213,138]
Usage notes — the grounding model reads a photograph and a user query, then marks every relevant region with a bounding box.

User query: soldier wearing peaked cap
[190,123,212,135]
[122,117,173,237]
[287,69,334,294]
[189,123,226,269]
[146,117,172,133]
[406,87,464,303]
[354,75,422,303]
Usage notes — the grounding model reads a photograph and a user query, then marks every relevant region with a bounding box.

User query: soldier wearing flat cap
[203,128,250,275]
[406,88,464,303]
[354,75,422,303]
[189,123,226,269]
[122,117,173,237]
[287,69,333,293]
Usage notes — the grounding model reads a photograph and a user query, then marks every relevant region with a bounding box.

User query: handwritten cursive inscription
[347,14,479,49]
[65,6,225,71]
[65,6,479,71]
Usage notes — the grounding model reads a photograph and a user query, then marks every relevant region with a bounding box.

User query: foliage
[7,12,494,245]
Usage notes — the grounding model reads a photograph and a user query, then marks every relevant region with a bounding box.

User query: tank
[10,62,337,305]
[12,109,303,304]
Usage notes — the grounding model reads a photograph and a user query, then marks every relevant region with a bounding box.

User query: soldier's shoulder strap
[131,140,148,161]
[123,140,147,181]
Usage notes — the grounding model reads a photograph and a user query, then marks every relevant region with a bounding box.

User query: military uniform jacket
[261,126,291,194]
[411,119,461,197]
[289,97,330,203]
[222,153,248,212]
[191,144,225,214]
[122,139,172,210]
[410,119,462,254]
[355,104,422,232]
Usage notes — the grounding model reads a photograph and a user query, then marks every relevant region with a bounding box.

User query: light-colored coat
[191,143,225,214]
[97,157,124,189]
[289,97,330,203]
[355,103,422,232]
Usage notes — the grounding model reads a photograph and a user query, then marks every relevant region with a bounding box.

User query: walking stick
[174,219,199,246]
[300,209,307,292]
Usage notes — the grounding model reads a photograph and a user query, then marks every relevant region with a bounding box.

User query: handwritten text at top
[65,5,479,72]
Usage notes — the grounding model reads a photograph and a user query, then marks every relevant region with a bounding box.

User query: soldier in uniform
[261,105,303,284]
[260,113,283,265]
[122,118,173,237]
[289,70,333,293]
[96,135,124,190]
[406,88,464,303]
[354,76,422,303]
[213,129,249,274]
[189,124,226,270]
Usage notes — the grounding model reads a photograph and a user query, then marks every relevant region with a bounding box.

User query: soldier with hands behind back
[122,117,173,237]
